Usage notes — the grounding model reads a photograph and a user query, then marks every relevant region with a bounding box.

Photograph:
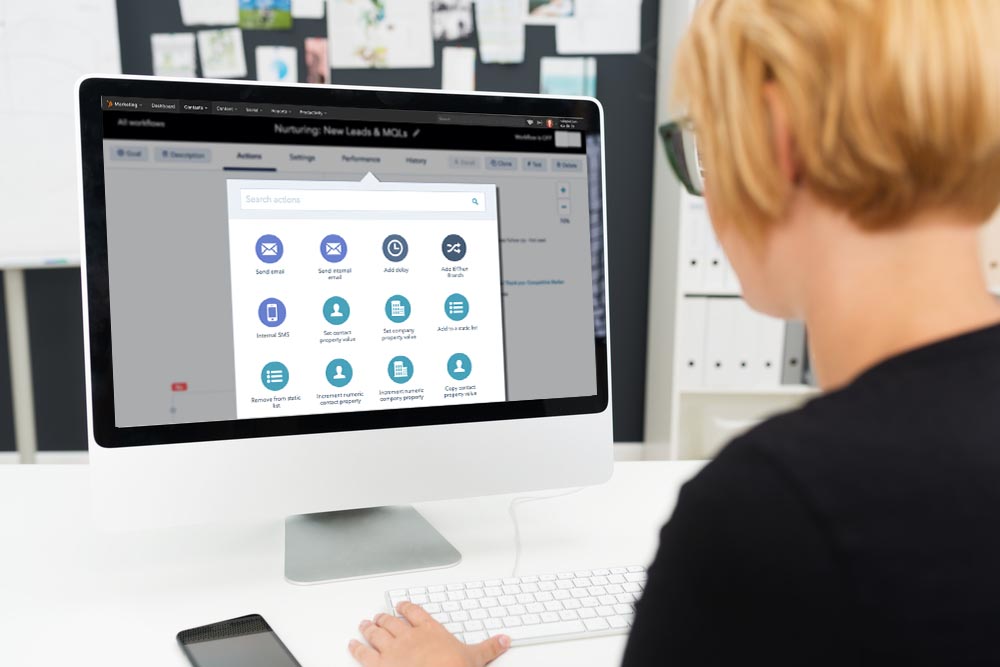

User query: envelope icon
[325,242,343,256]
[260,242,279,256]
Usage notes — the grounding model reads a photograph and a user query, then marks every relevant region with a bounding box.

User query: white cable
[507,488,584,577]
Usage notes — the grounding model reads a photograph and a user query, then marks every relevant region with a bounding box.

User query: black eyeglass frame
[659,119,705,197]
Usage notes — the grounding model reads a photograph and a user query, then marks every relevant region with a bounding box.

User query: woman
[349,1,1000,664]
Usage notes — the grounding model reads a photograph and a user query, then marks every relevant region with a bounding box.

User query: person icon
[447,353,472,381]
[326,359,353,387]
[323,297,351,325]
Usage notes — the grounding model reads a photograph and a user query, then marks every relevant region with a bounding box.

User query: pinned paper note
[527,0,575,23]
[540,56,596,97]
[239,0,293,29]
[151,33,197,77]
[180,0,238,26]
[197,28,248,78]
[305,37,328,83]
[556,0,641,54]
[442,46,476,91]
[256,45,298,81]
[433,0,474,41]
[292,0,325,18]
[326,0,434,69]
[475,0,525,64]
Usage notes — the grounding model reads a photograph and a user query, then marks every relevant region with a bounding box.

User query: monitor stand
[284,506,462,584]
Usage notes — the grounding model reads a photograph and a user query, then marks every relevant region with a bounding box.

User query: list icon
[444,293,469,321]
[260,361,289,391]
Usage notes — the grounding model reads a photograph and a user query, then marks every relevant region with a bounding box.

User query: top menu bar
[101,96,588,131]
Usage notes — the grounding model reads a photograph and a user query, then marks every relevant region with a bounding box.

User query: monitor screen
[78,79,607,447]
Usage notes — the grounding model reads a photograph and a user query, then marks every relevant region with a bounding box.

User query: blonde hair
[674,0,1000,233]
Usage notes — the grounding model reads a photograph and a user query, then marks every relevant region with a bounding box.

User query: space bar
[505,620,587,642]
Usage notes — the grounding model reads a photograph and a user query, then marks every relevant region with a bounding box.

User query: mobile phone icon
[266,303,278,322]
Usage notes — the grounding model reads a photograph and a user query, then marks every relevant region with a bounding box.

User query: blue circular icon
[444,293,469,321]
[256,234,283,263]
[447,353,472,381]
[323,296,351,325]
[388,356,414,384]
[258,297,287,327]
[326,359,353,388]
[385,295,411,323]
[382,234,409,262]
[261,361,289,391]
[442,234,467,261]
[320,234,348,263]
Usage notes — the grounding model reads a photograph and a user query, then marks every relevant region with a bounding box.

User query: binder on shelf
[702,225,728,293]
[704,297,740,387]
[781,320,807,385]
[731,299,758,386]
[679,194,707,293]
[755,311,786,386]
[676,296,709,388]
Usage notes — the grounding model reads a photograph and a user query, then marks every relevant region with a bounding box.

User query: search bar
[240,189,487,213]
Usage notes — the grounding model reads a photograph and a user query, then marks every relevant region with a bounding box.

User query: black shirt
[623,324,1000,666]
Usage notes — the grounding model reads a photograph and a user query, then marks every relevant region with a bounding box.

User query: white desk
[0,461,704,666]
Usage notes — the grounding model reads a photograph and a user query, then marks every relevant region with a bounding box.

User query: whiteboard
[0,0,120,268]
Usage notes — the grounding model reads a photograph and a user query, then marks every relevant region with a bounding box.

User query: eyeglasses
[659,119,705,197]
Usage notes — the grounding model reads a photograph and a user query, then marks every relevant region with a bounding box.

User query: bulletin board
[113,0,661,441]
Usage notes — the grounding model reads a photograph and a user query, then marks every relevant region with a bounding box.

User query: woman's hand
[349,601,511,667]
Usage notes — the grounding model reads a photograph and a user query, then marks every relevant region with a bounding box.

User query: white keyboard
[386,566,646,646]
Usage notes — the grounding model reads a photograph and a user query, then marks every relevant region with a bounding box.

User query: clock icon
[382,234,409,262]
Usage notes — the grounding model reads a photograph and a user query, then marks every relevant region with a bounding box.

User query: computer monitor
[76,76,612,582]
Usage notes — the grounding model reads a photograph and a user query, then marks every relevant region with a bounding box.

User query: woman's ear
[763,83,801,187]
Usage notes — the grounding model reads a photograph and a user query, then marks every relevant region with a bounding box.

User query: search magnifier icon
[472,197,480,206]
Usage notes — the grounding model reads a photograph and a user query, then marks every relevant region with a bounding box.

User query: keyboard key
[557,572,574,580]
[521,576,539,583]
[484,586,502,596]
[467,589,484,599]
[448,591,466,601]
[588,586,607,596]
[623,583,641,593]
[515,593,534,604]
[539,581,557,592]
[465,581,483,589]
[429,585,446,593]
[544,601,562,612]
[559,609,580,621]
[610,568,627,574]
[485,618,503,630]
[540,612,560,623]
[614,604,632,616]
[430,592,447,603]
[597,606,615,617]
[574,571,592,578]
[584,617,610,632]
[579,608,597,619]
[505,620,586,643]
[593,569,610,576]
[484,580,501,587]
[522,613,541,625]
[488,607,507,618]
[451,610,469,622]
[464,620,484,632]
[625,573,645,582]
[590,576,609,585]
[626,566,644,573]
[502,578,519,585]
[608,574,625,584]
[411,586,427,594]
[411,594,429,604]
[563,599,582,610]
[432,612,451,624]
[443,601,461,612]
[508,604,526,616]
[503,616,523,628]
[536,591,554,602]
[526,603,545,614]
[521,583,540,593]
[570,589,588,599]
[444,622,463,634]
[553,590,571,600]
[582,598,599,608]
[465,630,488,644]
[573,578,591,588]
[480,598,498,608]
[616,593,633,604]
[389,589,407,597]
[608,616,629,629]
[539,574,557,581]
[461,600,480,610]
[499,595,517,606]
[556,580,574,590]
[502,585,521,595]
[424,603,442,614]
[448,583,465,591]
[605,584,624,595]
[470,609,488,620]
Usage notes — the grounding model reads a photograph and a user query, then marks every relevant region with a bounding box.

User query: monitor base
[284,505,462,584]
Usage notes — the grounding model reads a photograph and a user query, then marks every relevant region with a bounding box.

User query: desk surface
[0,461,705,667]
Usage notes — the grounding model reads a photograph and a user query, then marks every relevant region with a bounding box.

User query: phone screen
[178,615,301,667]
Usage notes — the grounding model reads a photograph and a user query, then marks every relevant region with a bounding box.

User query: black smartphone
[177,614,303,667]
